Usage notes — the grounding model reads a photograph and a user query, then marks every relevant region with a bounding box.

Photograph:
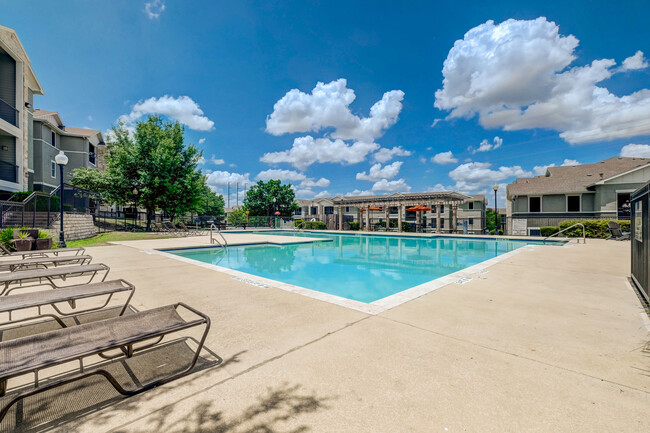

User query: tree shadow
[112,382,332,433]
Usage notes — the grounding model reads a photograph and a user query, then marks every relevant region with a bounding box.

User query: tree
[486,208,502,233]
[71,115,211,230]
[243,180,298,216]
[228,208,247,227]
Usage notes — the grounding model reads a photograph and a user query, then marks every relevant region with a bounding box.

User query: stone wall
[48,213,97,241]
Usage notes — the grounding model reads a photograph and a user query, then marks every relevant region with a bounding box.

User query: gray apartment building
[506,157,650,235]
[294,192,487,234]
[0,25,103,195]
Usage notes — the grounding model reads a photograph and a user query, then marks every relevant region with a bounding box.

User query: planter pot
[12,238,33,252]
[36,238,53,250]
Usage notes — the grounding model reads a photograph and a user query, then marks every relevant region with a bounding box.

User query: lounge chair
[178,221,203,236]
[163,221,184,236]
[607,221,630,241]
[0,263,110,295]
[0,254,93,272]
[0,243,85,259]
[0,279,135,330]
[0,303,210,424]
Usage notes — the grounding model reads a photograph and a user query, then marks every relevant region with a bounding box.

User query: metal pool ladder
[543,222,586,244]
[209,223,228,248]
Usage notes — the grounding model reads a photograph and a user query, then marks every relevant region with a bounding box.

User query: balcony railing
[0,160,18,183]
[0,97,18,128]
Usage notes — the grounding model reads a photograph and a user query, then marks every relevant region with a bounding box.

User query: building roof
[507,157,650,197]
[33,109,104,142]
[0,25,44,95]
[296,191,473,206]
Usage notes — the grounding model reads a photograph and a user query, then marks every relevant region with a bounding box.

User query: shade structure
[406,205,433,212]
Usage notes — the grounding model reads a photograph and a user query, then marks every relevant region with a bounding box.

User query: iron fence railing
[0,97,18,127]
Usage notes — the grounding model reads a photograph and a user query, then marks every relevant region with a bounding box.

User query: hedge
[557,219,630,238]
[348,222,360,230]
[540,226,559,237]
[294,219,304,227]
[302,221,326,230]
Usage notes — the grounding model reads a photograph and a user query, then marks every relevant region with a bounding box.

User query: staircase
[1,211,58,229]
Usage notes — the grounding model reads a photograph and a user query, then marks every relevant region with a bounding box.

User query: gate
[631,181,649,303]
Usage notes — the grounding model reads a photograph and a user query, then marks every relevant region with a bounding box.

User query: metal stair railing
[543,222,586,244]
[209,223,228,248]
[0,187,61,229]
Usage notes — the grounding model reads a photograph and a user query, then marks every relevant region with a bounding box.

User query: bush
[540,226,559,237]
[557,219,629,238]
[294,219,304,228]
[303,221,326,230]
[348,222,360,231]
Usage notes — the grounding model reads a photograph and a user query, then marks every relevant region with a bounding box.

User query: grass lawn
[65,231,176,248]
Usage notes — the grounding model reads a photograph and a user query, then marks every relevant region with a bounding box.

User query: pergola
[332,192,471,233]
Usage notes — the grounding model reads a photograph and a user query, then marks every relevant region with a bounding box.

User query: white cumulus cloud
[372,178,411,193]
[622,51,648,71]
[198,154,225,166]
[356,161,403,182]
[434,17,650,144]
[119,95,214,131]
[255,169,330,193]
[144,0,165,19]
[198,138,206,145]
[345,189,374,197]
[449,162,531,191]
[621,143,650,158]
[469,136,502,153]
[372,146,412,163]
[266,79,404,142]
[206,171,251,188]
[432,151,458,164]
[260,136,378,170]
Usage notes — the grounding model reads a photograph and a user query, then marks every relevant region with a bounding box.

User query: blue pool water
[169,232,561,303]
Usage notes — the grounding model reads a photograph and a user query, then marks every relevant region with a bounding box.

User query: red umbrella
[274,211,281,215]
[406,205,433,212]
[360,206,383,211]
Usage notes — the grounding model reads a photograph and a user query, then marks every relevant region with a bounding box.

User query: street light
[55,151,68,248]
[132,188,138,231]
[493,184,499,235]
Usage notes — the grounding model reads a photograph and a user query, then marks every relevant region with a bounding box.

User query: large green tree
[243,180,298,216]
[71,115,221,229]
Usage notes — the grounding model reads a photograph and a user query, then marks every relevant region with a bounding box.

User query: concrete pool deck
[9,232,650,432]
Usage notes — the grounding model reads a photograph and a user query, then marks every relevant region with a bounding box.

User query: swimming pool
[168,232,561,304]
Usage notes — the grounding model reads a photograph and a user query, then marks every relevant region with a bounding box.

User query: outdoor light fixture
[273,197,277,228]
[493,184,499,235]
[55,151,69,248]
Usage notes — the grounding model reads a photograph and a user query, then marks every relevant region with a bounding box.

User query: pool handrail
[209,223,228,248]
[543,222,585,244]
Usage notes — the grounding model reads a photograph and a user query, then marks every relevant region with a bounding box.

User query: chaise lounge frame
[0,303,211,424]
[0,263,110,296]
[0,279,135,330]
[0,255,93,272]
[0,244,86,259]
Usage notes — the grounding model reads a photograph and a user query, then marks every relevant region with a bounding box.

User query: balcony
[0,160,18,183]
[0,97,18,128]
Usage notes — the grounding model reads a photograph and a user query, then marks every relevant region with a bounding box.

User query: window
[529,197,541,213]
[51,130,56,147]
[468,202,474,210]
[469,218,474,226]
[89,143,96,165]
[345,206,350,212]
[441,219,445,228]
[311,207,317,215]
[567,195,580,212]
[440,205,444,214]
[50,161,56,178]
[324,206,334,215]
[295,208,302,215]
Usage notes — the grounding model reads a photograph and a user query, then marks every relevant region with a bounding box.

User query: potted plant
[12,231,33,252]
[36,231,53,250]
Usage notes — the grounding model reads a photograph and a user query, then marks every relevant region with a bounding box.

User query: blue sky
[3,0,650,206]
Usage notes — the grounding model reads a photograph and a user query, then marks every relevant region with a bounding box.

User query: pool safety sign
[635,201,643,242]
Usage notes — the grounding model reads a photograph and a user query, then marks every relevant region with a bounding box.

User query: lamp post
[272,197,277,228]
[132,188,138,231]
[493,184,499,235]
[55,151,68,248]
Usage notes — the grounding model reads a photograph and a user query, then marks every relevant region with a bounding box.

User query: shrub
[348,222,360,231]
[0,226,52,251]
[294,219,304,228]
[540,226,559,237]
[303,221,326,230]
[557,219,629,238]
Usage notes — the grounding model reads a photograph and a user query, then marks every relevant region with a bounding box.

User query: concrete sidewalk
[13,235,650,432]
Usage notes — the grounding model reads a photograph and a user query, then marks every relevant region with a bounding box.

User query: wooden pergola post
[338,206,343,230]
[398,204,404,232]
[452,204,458,233]
[436,203,442,233]
[365,206,370,231]
[385,208,390,230]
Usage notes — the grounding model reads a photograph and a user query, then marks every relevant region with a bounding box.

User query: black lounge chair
[0,303,210,423]
[0,263,110,295]
[0,243,86,259]
[607,221,630,241]
[178,221,203,236]
[0,254,93,272]
[0,279,135,330]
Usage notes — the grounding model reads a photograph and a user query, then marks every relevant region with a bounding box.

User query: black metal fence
[631,182,649,304]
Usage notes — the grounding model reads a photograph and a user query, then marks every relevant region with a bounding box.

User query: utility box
[631,181,649,303]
